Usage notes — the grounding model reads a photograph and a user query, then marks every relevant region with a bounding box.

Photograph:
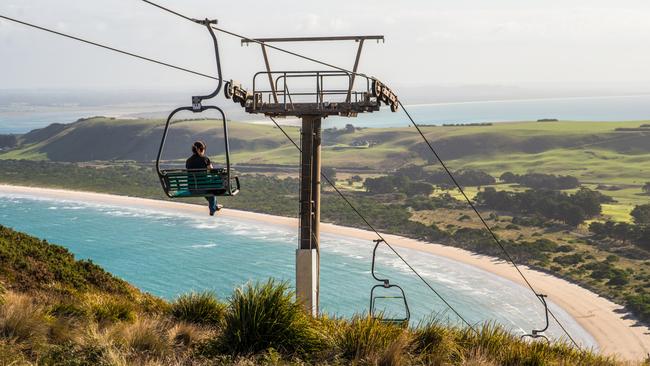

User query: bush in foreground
[335,315,406,363]
[170,291,225,326]
[220,279,323,356]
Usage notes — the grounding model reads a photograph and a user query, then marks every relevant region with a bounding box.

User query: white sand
[1,184,649,360]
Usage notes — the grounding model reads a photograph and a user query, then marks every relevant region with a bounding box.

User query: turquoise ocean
[0,192,596,348]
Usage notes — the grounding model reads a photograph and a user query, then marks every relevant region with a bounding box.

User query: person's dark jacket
[186,154,211,170]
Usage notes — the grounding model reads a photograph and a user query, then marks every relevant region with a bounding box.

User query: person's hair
[192,141,206,154]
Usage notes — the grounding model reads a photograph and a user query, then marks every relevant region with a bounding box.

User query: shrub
[170,291,225,326]
[41,343,108,366]
[404,181,434,197]
[0,342,29,365]
[458,214,472,222]
[412,318,463,364]
[51,316,85,345]
[113,317,171,358]
[220,280,322,355]
[476,188,602,226]
[335,315,405,362]
[88,296,135,324]
[498,172,580,190]
[553,253,584,266]
[0,293,48,345]
[626,294,650,322]
[531,239,559,252]
[607,269,630,286]
[632,204,650,225]
[168,322,208,348]
[49,302,90,319]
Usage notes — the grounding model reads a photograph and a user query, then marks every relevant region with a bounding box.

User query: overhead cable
[0,14,218,81]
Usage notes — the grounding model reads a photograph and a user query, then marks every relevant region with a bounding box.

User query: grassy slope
[3,118,650,169]
[0,225,164,310]
[0,226,623,365]
[3,118,649,182]
[7,116,646,220]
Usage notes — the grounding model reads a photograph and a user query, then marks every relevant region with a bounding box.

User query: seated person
[186,141,223,216]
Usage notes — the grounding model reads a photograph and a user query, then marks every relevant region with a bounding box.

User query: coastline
[0,185,648,360]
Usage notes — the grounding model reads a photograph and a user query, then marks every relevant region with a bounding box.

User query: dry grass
[0,285,631,366]
[334,315,406,362]
[168,322,211,349]
[111,317,172,359]
[0,293,48,345]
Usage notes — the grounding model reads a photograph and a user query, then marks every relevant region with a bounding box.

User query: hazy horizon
[2,0,650,97]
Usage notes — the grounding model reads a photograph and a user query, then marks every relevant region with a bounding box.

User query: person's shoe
[215,204,223,211]
[209,210,216,216]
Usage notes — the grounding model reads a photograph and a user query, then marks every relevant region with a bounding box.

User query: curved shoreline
[0,185,648,360]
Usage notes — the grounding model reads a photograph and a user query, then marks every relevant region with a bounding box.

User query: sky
[2,0,650,99]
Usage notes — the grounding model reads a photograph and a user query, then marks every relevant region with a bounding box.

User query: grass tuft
[220,279,323,356]
[87,295,136,324]
[170,291,225,326]
[112,317,171,359]
[168,322,208,348]
[412,317,464,364]
[0,293,48,345]
[335,315,405,362]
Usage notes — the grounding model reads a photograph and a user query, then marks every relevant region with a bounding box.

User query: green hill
[1,117,285,162]
[3,118,649,217]
[0,225,622,365]
[3,118,650,174]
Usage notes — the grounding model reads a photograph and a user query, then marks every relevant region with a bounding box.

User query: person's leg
[206,196,217,215]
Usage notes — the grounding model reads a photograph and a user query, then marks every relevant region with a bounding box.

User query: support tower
[225,35,398,315]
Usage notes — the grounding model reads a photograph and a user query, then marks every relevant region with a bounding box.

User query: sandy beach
[1,184,649,360]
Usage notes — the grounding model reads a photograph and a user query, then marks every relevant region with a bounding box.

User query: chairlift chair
[521,293,550,343]
[155,19,240,198]
[369,239,410,324]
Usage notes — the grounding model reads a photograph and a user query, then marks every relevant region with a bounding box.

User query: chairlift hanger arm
[371,239,390,286]
[533,294,550,335]
[191,18,223,109]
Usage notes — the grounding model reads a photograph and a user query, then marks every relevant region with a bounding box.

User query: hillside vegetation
[3,117,650,174]
[2,160,650,325]
[1,118,650,362]
[0,225,624,365]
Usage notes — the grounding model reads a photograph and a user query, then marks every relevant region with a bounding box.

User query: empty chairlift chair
[369,239,410,324]
[155,19,239,198]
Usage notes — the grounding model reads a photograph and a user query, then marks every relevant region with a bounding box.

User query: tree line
[589,204,650,250]
[500,172,580,190]
[364,166,496,195]
[475,187,609,226]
